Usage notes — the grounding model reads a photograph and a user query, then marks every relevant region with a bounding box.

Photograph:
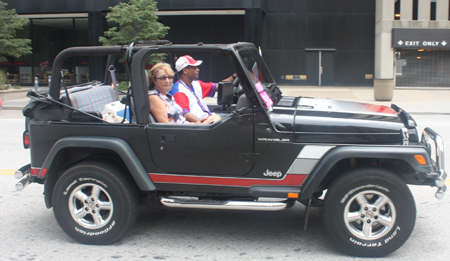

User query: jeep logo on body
[263,169,283,178]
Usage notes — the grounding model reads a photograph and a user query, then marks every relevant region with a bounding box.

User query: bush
[118,81,129,91]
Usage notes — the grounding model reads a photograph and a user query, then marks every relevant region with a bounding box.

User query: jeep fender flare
[299,145,432,200]
[41,136,156,207]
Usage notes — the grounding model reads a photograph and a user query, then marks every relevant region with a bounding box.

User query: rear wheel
[323,167,416,257]
[52,161,138,245]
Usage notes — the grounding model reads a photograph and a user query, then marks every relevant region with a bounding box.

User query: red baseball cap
[175,55,202,72]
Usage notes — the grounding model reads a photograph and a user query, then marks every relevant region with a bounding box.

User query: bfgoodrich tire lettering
[52,161,138,245]
[323,168,416,257]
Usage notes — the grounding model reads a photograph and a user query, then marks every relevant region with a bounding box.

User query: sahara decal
[257,138,290,142]
[297,97,397,115]
[287,145,335,175]
[297,145,336,159]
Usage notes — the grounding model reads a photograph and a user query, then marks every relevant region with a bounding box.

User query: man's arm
[221,73,236,83]
[184,112,203,124]
[173,92,190,112]
[173,92,204,123]
[198,74,237,97]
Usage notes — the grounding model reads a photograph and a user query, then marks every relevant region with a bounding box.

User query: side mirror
[217,82,234,106]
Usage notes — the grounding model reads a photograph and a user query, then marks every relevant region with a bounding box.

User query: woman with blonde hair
[148,63,215,124]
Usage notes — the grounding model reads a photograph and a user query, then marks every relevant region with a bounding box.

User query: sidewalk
[1,86,450,114]
[0,87,44,111]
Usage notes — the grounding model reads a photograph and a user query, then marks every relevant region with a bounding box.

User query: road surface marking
[0,169,15,176]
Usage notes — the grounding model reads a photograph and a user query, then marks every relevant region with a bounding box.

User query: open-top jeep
[15,42,446,257]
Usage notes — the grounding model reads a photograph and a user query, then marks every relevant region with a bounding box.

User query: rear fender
[41,136,155,208]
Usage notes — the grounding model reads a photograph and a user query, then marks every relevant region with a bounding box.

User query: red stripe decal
[363,104,397,114]
[149,173,307,187]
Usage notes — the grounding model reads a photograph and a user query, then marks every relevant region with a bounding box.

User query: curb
[0,89,30,102]
[1,106,24,111]
[406,112,450,115]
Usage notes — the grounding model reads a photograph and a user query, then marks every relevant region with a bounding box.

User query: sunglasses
[156,75,174,81]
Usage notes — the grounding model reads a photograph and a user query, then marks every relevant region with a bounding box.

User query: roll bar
[49,46,125,100]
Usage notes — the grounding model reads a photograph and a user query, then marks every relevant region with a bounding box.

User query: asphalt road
[1,111,449,260]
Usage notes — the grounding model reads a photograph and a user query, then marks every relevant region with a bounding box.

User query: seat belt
[109,65,119,100]
[61,71,72,106]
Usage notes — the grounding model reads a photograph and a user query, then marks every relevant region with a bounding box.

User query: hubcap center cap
[365,211,374,218]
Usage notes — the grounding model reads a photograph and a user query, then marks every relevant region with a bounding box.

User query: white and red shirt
[169,80,217,119]
[148,89,186,124]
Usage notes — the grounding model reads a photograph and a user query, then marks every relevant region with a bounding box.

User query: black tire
[52,160,138,245]
[323,167,416,257]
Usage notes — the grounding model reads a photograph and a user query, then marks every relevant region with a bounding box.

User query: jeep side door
[132,46,255,176]
[146,110,254,175]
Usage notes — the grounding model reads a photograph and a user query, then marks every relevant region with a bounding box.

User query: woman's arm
[149,95,170,123]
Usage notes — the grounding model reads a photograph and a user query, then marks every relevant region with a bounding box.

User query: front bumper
[422,128,447,199]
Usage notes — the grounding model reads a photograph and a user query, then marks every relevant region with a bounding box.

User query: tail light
[23,131,30,149]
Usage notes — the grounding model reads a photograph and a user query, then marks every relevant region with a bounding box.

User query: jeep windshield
[235,45,281,107]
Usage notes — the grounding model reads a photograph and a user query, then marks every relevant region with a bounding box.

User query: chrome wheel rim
[343,190,396,240]
[68,183,113,229]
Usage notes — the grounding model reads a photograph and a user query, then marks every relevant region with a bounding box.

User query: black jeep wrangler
[15,42,446,257]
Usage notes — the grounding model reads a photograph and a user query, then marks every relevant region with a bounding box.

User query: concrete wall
[374,0,450,100]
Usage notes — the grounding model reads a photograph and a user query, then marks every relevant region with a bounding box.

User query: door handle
[161,134,176,142]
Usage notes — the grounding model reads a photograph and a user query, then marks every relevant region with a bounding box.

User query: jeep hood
[270,96,418,144]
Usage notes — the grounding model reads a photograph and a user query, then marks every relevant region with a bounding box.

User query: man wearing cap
[169,55,236,124]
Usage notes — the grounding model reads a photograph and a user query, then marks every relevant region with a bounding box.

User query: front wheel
[52,161,138,245]
[323,168,416,257]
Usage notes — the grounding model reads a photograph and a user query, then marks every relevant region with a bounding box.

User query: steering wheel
[232,76,244,103]
[232,76,240,88]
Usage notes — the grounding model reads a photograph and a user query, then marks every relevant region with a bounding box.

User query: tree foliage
[0,1,32,62]
[99,0,169,47]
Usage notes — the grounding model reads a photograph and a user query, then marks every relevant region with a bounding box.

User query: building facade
[1,0,449,89]
[376,0,450,92]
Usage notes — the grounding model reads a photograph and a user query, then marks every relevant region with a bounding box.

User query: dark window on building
[1,17,93,86]
[431,2,437,20]
[413,0,418,20]
[395,0,401,20]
